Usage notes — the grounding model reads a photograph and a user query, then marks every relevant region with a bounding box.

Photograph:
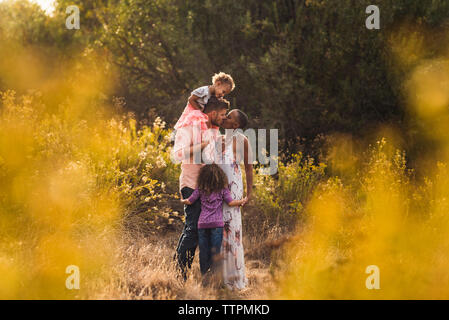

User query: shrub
[0,90,180,298]
[253,152,326,227]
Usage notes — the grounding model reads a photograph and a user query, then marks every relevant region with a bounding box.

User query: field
[2,0,449,300]
[3,82,449,299]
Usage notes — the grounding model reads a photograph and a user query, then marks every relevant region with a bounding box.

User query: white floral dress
[218,135,248,290]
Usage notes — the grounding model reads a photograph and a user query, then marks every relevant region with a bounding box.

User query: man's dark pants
[175,187,201,280]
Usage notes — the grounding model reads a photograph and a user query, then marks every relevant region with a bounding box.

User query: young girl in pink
[174,72,235,131]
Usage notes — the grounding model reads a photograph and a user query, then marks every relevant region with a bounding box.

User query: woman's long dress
[218,137,248,290]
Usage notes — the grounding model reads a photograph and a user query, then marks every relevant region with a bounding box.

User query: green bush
[253,152,326,227]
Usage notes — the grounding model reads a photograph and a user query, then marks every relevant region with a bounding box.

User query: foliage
[3,0,449,300]
[0,85,179,298]
[254,152,326,226]
[275,136,449,298]
[3,0,449,155]
[88,0,449,155]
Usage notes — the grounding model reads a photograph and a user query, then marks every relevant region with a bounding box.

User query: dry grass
[89,230,280,300]
[81,201,292,300]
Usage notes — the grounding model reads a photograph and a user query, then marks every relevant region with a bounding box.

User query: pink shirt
[172,112,219,190]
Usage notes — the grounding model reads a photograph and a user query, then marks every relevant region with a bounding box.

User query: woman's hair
[212,72,235,91]
[234,109,248,129]
[197,164,228,195]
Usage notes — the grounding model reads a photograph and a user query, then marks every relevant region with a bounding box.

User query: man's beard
[210,116,221,127]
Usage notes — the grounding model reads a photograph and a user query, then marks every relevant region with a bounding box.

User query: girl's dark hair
[197,164,228,195]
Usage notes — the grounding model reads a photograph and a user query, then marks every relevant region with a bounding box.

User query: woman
[217,109,253,290]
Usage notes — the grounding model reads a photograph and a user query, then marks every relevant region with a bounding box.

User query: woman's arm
[243,138,253,204]
[231,135,253,206]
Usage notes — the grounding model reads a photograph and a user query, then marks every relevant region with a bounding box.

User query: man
[172,96,229,280]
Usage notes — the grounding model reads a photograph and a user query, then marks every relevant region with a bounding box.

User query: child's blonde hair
[212,72,235,91]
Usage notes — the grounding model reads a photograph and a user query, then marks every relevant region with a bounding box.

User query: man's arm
[172,125,210,163]
[187,140,210,159]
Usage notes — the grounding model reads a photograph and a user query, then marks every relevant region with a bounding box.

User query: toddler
[174,72,235,131]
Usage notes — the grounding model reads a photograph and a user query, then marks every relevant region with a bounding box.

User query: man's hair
[203,96,230,114]
[212,72,235,91]
[233,109,249,129]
